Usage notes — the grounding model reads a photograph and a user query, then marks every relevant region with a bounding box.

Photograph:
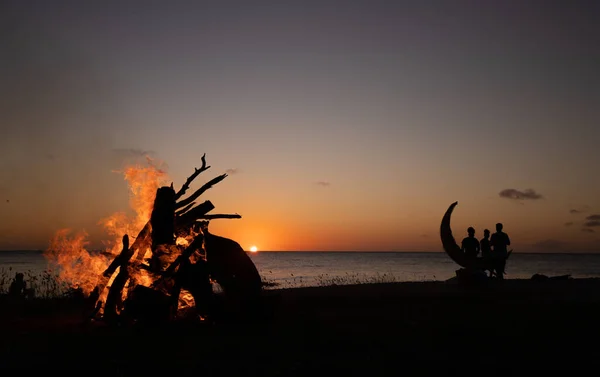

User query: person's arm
[475,240,481,253]
[505,234,511,246]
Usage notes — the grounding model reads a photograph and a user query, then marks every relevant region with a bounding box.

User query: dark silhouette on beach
[8,273,26,297]
[490,223,511,279]
[480,229,493,276]
[461,227,480,262]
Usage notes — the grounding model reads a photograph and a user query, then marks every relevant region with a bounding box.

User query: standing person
[480,229,493,277]
[461,227,480,263]
[490,223,511,279]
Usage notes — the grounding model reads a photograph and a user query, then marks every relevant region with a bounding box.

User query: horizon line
[1,249,599,255]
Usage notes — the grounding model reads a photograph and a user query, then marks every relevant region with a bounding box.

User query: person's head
[467,227,475,236]
[484,229,490,238]
[496,223,503,232]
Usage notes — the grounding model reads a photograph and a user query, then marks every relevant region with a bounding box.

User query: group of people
[461,222,511,279]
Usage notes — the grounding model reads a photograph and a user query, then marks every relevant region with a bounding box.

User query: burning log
[103,234,134,322]
[85,234,131,319]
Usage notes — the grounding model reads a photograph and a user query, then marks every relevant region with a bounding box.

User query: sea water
[1,250,600,291]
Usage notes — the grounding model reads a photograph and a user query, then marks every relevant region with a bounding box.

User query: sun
[249,245,258,253]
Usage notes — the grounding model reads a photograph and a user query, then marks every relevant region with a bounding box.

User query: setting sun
[249,246,258,253]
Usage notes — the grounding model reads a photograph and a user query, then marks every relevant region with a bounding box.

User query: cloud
[570,205,590,214]
[531,239,567,252]
[315,181,331,187]
[564,222,573,227]
[583,221,600,228]
[112,148,155,158]
[582,228,595,233]
[225,168,240,175]
[585,214,600,221]
[498,188,543,200]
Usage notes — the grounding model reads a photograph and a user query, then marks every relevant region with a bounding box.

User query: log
[103,234,133,322]
[175,174,228,210]
[150,186,176,249]
[85,234,131,319]
[176,200,215,230]
[132,222,152,263]
[103,234,132,277]
[175,202,195,216]
[197,214,242,220]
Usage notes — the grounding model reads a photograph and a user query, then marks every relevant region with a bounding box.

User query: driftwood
[85,154,254,324]
[201,223,262,298]
[104,235,133,322]
[86,235,131,319]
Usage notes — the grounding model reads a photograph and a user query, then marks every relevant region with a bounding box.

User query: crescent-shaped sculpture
[440,201,512,271]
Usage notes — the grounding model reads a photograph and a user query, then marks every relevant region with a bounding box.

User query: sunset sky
[1,1,599,252]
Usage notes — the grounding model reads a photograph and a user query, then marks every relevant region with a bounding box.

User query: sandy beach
[2,278,600,376]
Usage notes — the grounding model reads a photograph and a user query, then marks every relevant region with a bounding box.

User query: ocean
[2,250,600,292]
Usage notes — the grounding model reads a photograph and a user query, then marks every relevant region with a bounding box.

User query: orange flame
[44,157,169,296]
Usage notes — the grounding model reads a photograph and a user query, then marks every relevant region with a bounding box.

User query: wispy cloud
[315,181,331,187]
[570,205,590,214]
[583,221,600,228]
[225,168,240,175]
[564,222,574,227]
[499,188,543,200]
[582,228,595,233]
[585,214,600,221]
[112,148,155,158]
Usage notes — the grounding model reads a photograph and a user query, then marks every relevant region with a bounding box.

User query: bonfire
[44,154,262,324]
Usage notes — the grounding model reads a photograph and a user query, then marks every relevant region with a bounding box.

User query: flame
[100,156,168,255]
[176,237,189,247]
[44,157,170,297]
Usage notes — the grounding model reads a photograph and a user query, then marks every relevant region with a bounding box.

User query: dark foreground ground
[2,278,600,376]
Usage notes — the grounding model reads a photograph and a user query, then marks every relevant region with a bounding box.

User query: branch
[175,173,228,209]
[175,202,195,217]
[174,154,210,200]
[103,234,132,277]
[196,213,242,220]
[176,200,216,230]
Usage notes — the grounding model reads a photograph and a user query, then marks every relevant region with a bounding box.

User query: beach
[2,278,600,376]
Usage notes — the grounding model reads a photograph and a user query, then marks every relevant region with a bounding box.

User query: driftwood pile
[86,154,262,324]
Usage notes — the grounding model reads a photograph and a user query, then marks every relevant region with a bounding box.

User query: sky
[1,0,599,252]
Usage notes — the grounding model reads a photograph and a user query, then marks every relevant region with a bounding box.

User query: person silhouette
[461,227,480,262]
[480,229,493,276]
[490,223,511,279]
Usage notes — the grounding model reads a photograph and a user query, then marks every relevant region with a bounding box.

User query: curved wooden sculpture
[201,223,262,299]
[440,201,512,272]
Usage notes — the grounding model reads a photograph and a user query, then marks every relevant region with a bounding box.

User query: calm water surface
[2,250,600,290]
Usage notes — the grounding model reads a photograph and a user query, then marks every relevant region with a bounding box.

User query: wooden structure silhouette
[87,154,261,323]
